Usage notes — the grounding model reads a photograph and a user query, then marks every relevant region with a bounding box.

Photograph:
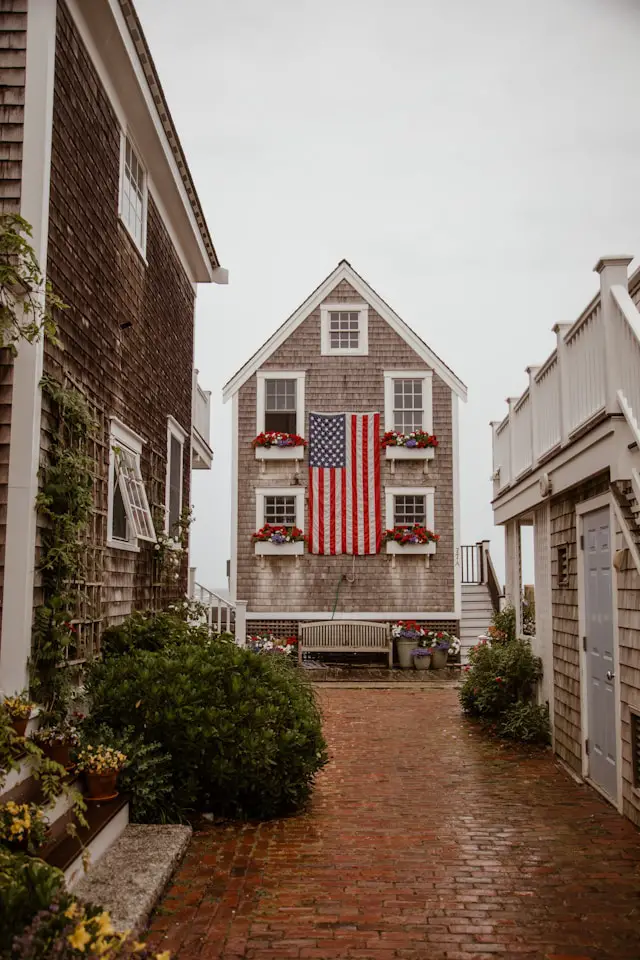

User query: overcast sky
[136,0,640,592]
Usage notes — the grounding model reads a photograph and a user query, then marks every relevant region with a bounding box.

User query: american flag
[308,412,381,555]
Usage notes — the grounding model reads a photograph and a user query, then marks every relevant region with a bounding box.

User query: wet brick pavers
[147,689,640,960]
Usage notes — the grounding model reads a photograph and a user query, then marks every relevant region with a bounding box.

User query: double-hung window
[166,417,187,536]
[320,303,369,356]
[108,419,155,550]
[256,487,304,529]
[385,486,435,532]
[119,133,147,255]
[384,371,433,434]
[256,371,305,438]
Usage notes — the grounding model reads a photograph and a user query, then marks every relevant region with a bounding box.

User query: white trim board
[247,611,459,621]
[222,261,467,402]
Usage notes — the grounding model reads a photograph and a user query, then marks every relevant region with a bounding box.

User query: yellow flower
[94,912,114,937]
[130,942,146,953]
[65,902,80,919]
[155,952,171,960]
[68,923,92,951]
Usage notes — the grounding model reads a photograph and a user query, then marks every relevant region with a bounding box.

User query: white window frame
[256,371,306,437]
[383,370,433,433]
[385,486,435,530]
[165,416,187,536]
[107,418,154,551]
[118,131,148,256]
[320,303,369,356]
[255,487,305,530]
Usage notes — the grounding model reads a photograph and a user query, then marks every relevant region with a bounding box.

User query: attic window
[320,304,368,356]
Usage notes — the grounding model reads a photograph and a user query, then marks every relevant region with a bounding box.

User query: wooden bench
[298,620,392,667]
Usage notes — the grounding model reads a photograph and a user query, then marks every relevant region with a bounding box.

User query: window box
[255,445,305,461]
[254,541,304,556]
[385,446,435,462]
[385,540,437,556]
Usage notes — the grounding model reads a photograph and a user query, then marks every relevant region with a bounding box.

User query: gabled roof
[222,261,467,402]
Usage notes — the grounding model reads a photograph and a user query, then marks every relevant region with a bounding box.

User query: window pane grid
[394,494,426,528]
[265,379,297,412]
[329,311,360,350]
[264,495,297,526]
[393,379,423,431]
[121,137,146,249]
[115,446,156,541]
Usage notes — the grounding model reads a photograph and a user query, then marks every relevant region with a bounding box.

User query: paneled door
[583,507,617,801]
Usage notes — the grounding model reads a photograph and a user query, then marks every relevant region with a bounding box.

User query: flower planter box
[255,446,305,461]
[385,541,437,555]
[385,446,435,461]
[254,541,304,556]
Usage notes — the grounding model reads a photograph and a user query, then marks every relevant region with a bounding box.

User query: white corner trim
[230,393,239,601]
[255,370,306,438]
[255,486,305,530]
[222,261,467,402]
[383,370,433,433]
[452,393,461,618]
[384,486,435,530]
[320,303,369,356]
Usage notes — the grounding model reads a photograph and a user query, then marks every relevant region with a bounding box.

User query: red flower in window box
[381,430,438,449]
[252,432,307,449]
[382,524,440,545]
[251,524,305,544]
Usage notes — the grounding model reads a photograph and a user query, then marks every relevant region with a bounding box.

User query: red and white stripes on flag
[308,412,381,555]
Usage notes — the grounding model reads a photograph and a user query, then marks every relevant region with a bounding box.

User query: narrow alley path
[148,688,640,960]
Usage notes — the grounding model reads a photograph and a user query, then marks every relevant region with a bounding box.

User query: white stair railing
[190,581,247,644]
[611,285,640,447]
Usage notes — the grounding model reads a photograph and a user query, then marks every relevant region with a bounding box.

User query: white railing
[493,415,510,489]
[191,579,247,644]
[612,285,640,446]
[564,301,605,433]
[533,354,561,459]
[511,391,532,479]
[492,256,640,496]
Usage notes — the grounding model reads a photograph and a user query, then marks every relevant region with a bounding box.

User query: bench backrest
[299,620,390,651]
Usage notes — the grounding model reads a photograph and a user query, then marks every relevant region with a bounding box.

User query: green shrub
[78,723,183,824]
[84,642,328,820]
[459,637,542,719]
[490,604,517,642]
[0,849,71,955]
[100,610,212,658]
[499,701,550,744]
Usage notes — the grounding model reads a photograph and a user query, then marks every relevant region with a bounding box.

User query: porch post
[594,255,633,414]
[235,600,247,646]
[553,324,572,445]
[504,520,522,637]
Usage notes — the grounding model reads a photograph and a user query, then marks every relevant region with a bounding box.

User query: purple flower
[270,533,286,544]
[405,438,418,447]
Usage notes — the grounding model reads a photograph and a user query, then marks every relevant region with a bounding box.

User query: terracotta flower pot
[85,771,119,800]
[413,654,431,671]
[430,648,448,670]
[44,741,74,770]
[11,717,28,738]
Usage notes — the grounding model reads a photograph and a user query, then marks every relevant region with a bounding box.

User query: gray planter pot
[430,648,448,670]
[396,638,417,669]
[413,654,431,671]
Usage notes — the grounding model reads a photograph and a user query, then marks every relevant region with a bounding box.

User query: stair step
[74,824,192,934]
[45,794,129,889]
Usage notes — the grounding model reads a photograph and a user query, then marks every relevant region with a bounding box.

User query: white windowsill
[254,541,304,556]
[255,446,305,461]
[385,447,436,461]
[385,541,437,555]
[107,537,140,553]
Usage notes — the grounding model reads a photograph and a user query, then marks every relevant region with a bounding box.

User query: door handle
[606,671,615,681]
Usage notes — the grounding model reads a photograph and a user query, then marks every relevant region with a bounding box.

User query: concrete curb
[74,823,192,934]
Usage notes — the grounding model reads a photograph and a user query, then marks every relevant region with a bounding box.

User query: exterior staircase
[460,542,502,662]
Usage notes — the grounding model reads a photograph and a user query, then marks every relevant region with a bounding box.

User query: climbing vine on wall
[0,213,65,355]
[31,377,97,718]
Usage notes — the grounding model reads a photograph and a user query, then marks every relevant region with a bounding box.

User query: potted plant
[425,630,461,669]
[76,744,127,801]
[2,693,34,738]
[411,644,432,671]
[247,634,298,655]
[391,620,425,669]
[31,718,81,770]
[0,801,48,853]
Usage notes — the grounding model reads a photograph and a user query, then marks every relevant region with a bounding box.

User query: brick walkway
[147,689,640,960]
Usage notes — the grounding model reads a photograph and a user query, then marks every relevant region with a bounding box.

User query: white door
[583,507,617,800]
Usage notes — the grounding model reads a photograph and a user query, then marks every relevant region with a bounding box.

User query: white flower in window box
[252,431,306,461]
[382,430,437,461]
[252,523,305,556]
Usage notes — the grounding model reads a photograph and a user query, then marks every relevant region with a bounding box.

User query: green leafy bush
[0,849,71,955]
[84,642,328,819]
[100,610,212,658]
[489,604,516,642]
[459,637,542,719]
[499,701,550,744]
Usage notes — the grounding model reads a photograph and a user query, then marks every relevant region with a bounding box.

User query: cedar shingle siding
[237,279,456,619]
[36,0,194,633]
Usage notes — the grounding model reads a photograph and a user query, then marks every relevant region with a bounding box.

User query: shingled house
[0,0,225,699]
[223,261,483,650]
